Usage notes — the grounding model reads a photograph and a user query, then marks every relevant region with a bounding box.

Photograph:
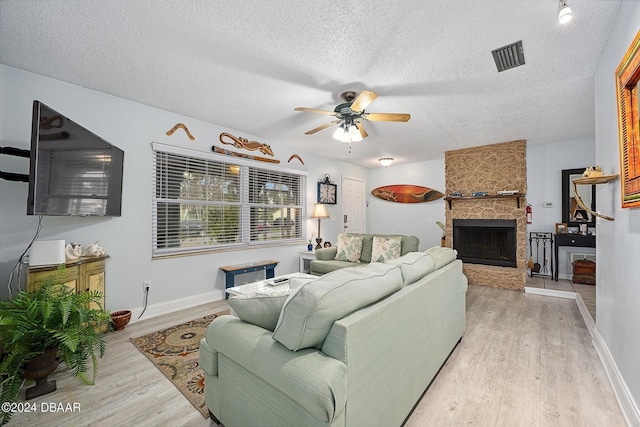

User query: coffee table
[225,272,315,297]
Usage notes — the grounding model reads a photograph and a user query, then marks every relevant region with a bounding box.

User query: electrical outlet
[143,280,151,291]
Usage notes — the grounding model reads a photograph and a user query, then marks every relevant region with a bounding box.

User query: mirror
[562,168,596,228]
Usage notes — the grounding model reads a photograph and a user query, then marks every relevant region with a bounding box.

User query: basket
[110,310,131,331]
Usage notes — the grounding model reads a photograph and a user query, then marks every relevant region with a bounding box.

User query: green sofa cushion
[273,263,403,351]
[425,246,458,269]
[387,251,436,285]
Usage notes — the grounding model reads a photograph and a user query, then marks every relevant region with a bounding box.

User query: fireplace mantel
[445,193,525,209]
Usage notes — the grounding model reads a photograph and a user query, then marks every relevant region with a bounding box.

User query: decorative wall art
[211,145,280,164]
[288,154,305,164]
[371,185,444,203]
[166,123,195,140]
[219,132,274,156]
[616,30,640,208]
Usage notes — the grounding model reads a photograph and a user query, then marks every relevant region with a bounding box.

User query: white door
[342,176,365,233]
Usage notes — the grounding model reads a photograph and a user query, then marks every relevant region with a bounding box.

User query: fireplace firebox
[453,219,517,267]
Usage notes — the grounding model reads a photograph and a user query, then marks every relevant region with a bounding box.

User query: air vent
[492,40,525,72]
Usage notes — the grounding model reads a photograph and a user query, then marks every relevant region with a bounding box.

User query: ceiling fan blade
[363,113,411,122]
[294,107,336,116]
[305,120,341,135]
[355,122,368,139]
[350,90,379,112]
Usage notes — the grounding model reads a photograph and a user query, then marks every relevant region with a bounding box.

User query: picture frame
[317,182,337,204]
[616,30,640,208]
[555,223,568,234]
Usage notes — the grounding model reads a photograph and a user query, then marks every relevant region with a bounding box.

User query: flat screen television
[27,101,124,216]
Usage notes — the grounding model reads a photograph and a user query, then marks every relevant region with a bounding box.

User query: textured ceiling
[0,1,620,168]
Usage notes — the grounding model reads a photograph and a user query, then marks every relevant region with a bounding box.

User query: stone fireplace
[444,140,527,290]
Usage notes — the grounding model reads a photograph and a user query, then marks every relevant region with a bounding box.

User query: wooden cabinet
[28,255,109,309]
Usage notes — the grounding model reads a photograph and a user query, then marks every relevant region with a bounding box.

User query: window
[152,143,306,257]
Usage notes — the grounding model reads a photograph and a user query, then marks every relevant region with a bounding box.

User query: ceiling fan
[294,90,411,143]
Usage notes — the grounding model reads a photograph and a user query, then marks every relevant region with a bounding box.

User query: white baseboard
[575,294,640,427]
[524,286,576,299]
[127,289,225,323]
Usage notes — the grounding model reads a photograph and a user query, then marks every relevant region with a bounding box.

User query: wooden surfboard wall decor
[371,185,444,203]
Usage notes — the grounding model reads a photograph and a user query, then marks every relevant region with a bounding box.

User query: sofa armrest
[206,315,347,423]
[314,247,337,260]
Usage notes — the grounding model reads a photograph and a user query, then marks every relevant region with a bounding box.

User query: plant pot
[307,244,313,251]
[24,348,58,400]
[110,310,132,331]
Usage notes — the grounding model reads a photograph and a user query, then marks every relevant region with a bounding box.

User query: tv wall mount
[0,146,30,182]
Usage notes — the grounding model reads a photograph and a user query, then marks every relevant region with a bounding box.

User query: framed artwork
[616,30,640,208]
[555,223,568,234]
[318,182,337,204]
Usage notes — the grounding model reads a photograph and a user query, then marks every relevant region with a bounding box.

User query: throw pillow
[370,236,402,262]
[272,263,403,351]
[334,234,364,263]
[228,289,291,331]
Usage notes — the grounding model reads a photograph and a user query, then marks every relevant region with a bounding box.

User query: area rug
[130,309,230,417]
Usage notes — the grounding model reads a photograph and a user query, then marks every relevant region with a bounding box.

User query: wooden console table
[554,234,595,281]
[220,259,279,296]
[27,255,109,309]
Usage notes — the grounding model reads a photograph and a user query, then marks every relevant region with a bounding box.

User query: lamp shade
[310,203,330,219]
[558,0,572,24]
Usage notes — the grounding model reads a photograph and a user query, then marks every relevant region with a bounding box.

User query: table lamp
[310,203,330,249]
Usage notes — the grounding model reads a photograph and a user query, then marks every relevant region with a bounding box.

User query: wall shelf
[572,174,619,185]
[571,174,619,221]
[445,193,525,210]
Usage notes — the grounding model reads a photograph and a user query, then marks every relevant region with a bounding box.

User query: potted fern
[0,281,110,425]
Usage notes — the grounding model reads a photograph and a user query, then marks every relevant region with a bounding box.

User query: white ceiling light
[558,0,572,24]
[333,122,362,143]
[379,157,394,167]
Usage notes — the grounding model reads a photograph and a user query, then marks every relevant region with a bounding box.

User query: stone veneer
[445,140,527,290]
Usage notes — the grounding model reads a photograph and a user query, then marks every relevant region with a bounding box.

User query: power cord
[138,285,149,319]
[7,216,43,298]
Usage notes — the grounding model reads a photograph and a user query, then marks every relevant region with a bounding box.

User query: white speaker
[29,240,66,267]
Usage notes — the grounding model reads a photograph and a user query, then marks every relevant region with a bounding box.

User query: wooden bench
[220,260,279,297]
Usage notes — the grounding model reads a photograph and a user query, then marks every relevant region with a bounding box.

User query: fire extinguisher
[526,204,532,224]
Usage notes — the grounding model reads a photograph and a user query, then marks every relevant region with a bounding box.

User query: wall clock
[318,182,337,204]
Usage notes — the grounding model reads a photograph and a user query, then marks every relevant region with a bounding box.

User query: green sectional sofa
[310,233,420,275]
[200,247,467,427]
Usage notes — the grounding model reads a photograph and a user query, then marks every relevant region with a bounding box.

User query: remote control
[273,277,288,283]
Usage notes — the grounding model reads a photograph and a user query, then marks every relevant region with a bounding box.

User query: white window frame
[152,142,307,257]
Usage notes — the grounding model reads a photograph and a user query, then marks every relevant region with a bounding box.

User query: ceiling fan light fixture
[379,157,394,167]
[348,125,363,142]
[333,123,362,143]
[558,0,572,24]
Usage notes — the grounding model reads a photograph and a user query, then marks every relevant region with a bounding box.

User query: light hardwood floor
[8,286,624,427]
[526,275,596,320]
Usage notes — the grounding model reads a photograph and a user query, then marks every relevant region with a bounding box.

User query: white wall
[366,159,446,249]
[594,0,640,413]
[0,65,367,319]
[526,139,596,278]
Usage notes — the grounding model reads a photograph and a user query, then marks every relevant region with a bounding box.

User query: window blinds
[152,144,306,257]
